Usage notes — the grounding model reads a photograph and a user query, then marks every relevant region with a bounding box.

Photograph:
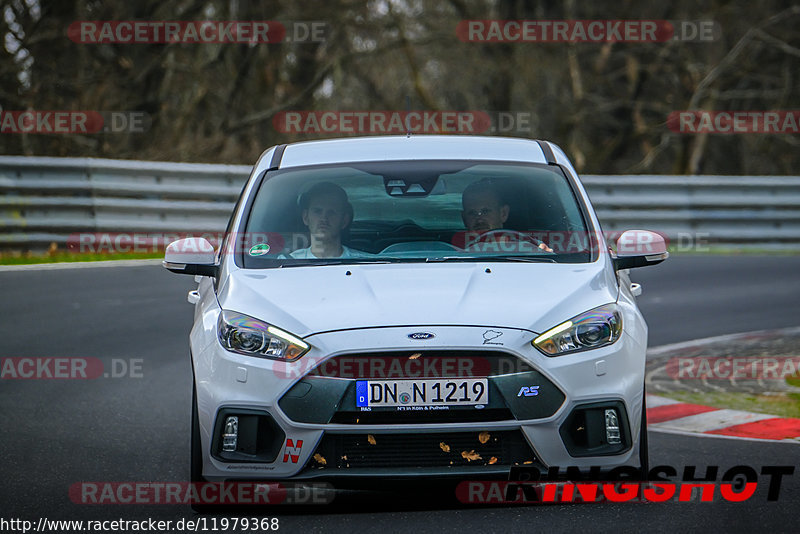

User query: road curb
[646,394,800,443]
[646,326,800,358]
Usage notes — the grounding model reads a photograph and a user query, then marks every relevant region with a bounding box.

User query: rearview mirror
[163,238,217,276]
[613,230,668,270]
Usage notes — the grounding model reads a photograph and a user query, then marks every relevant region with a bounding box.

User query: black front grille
[308,430,536,469]
[329,408,513,424]
[279,351,564,425]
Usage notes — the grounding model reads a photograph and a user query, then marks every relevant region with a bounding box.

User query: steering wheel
[470,229,554,253]
[474,229,528,242]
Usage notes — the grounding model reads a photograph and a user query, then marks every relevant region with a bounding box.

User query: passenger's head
[461,179,509,233]
[299,182,353,242]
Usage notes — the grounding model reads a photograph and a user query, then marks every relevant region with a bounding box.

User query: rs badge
[517,386,540,397]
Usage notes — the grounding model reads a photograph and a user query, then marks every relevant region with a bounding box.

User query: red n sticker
[283,439,303,463]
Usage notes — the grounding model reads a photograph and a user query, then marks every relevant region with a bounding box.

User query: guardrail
[0,156,249,250]
[2,156,800,251]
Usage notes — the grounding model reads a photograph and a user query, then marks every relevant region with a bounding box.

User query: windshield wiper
[482,256,558,263]
[275,259,393,268]
[270,256,558,267]
[421,255,558,263]
[424,256,482,262]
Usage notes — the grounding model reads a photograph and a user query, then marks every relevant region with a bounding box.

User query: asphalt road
[632,254,800,347]
[1,254,798,533]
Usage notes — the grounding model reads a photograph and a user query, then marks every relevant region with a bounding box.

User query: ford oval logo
[408,332,435,340]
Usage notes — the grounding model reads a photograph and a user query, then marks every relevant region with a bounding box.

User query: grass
[660,390,800,419]
[665,246,800,255]
[0,251,163,265]
[786,376,800,388]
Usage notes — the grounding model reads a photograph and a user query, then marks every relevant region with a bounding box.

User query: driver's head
[461,179,509,233]
[299,182,353,242]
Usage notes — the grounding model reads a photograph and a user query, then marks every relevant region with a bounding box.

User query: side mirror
[163,238,217,277]
[613,230,668,270]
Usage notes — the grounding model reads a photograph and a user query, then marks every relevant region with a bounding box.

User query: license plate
[355,379,488,408]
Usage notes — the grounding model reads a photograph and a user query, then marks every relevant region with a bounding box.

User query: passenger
[290,182,366,258]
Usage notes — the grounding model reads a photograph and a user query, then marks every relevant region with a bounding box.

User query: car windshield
[240,160,596,267]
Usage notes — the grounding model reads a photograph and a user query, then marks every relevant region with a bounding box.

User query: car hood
[217,261,618,337]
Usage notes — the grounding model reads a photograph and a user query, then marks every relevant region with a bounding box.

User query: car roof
[269,135,551,169]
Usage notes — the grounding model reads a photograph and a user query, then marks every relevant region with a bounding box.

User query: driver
[461,179,510,234]
[290,182,367,258]
[461,178,552,252]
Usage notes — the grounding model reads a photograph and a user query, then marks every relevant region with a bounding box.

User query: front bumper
[191,325,646,481]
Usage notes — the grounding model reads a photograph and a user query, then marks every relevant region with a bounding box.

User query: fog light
[604,409,621,444]
[222,416,238,452]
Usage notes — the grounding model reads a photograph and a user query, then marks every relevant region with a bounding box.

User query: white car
[164,135,667,494]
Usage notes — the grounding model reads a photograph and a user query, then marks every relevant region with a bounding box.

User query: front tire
[191,382,214,514]
[638,389,649,480]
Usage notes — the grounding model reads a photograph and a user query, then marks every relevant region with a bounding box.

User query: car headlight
[532,303,622,356]
[217,310,310,361]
